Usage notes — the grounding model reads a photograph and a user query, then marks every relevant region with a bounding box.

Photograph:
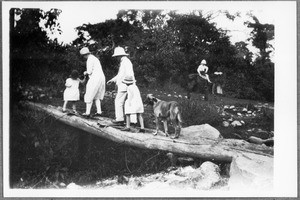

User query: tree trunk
[24,101,273,163]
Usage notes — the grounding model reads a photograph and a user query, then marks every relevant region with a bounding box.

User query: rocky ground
[10,85,274,192]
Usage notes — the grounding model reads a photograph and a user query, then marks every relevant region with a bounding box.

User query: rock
[228,153,273,191]
[242,108,248,112]
[168,94,171,96]
[222,121,230,127]
[237,112,242,116]
[178,95,182,98]
[229,105,235,109]
[247,110,252,114]
[168,163,222,190]
[67,182,81,189]
[247,136,274,147]
[195,161,222,190]
[59,182,66,187]
[224,105,229,109]
[231,120,242,127]
[181,124,222,139]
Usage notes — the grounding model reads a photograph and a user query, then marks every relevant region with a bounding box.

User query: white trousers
[115,91,137,123]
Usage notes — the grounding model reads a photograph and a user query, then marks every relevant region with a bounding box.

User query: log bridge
[24,101,273,163]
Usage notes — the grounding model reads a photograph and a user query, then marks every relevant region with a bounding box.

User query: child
[62,70,86,113]
[121,76,145,133]
[197,59,212,83]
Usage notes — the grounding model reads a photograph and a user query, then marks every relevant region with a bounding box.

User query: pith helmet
[80,47,90,55]
[201,59,207,65]
[112,47,129,57]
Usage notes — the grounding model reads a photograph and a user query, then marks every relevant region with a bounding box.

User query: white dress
[124,84,144,114]
[63,78,80,101]
[84,55,106,103]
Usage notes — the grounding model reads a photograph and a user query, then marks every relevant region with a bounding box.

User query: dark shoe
[81,113,91,118]
[111,119,124,124]
[121,127,130,132]
[138,129,145,133]
[93,113,102,117]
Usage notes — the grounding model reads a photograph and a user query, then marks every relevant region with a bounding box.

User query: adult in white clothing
[80,47,106,117]
[107,47,137,124]
[197,59,212,83]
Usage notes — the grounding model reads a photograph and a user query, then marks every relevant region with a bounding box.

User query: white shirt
[86,54,105,80]
[197,64,209,74]
[112,56,135,92]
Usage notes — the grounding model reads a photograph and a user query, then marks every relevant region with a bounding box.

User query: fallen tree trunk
[24,101,273,163]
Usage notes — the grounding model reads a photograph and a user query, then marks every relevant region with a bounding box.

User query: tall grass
[180,100,223,127]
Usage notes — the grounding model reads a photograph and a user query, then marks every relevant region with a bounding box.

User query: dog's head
[144,94,159,106]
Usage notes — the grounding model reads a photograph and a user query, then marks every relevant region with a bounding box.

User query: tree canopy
[10,8,274,102]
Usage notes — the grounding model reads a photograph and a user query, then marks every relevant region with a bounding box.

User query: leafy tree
[245,15,274,101]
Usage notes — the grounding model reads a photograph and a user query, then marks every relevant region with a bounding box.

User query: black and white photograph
[2,1,297,198]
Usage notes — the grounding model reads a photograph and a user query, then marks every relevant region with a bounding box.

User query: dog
[145,94,182,139]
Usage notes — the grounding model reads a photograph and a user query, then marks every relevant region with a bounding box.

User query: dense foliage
[10,8,274,103]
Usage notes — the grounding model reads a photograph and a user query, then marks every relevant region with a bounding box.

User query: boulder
[195,161,222,190]
[231,120,242,127]
[181,124,222,139]
[228,153,273,191]
[67,182,82,189]
[168,162,222,190]
[222,121,230,127]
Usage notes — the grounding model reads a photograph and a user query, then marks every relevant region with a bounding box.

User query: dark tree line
[10,8,274,102]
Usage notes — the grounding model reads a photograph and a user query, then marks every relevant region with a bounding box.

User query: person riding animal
[197,59,212,83]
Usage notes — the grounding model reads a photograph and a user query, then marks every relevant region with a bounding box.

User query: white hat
[201,59,207,65]
[80,47,90,55]
[122,76,136,84]
[112,47,129,57]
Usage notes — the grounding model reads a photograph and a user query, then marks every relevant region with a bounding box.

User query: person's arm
[78,76,86,84]
[84,56,93,76]
[108,60,126,84]
[197,65,202,76]
[65,78,72,87]
[204,66,209,73]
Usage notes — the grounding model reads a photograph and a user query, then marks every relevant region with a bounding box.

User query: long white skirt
[84,77,106,103]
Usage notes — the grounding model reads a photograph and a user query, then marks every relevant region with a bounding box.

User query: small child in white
[122,76,145,133]
[62,70,85,113]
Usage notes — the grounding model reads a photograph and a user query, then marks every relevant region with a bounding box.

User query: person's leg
[95,99,102,114]
[137,113,145,133]
[72,102,77,113]
[206,74,212,83]
[121,114,131,131]
[212,83,216,94]
[115,92,127,121]
[62,101,68,112]
[85,102,93,115]
[125,114,130,128]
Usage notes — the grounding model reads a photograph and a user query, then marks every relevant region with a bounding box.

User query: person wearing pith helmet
[197,59,212,83]
[80,47,106,118]
[107,47,137,124]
